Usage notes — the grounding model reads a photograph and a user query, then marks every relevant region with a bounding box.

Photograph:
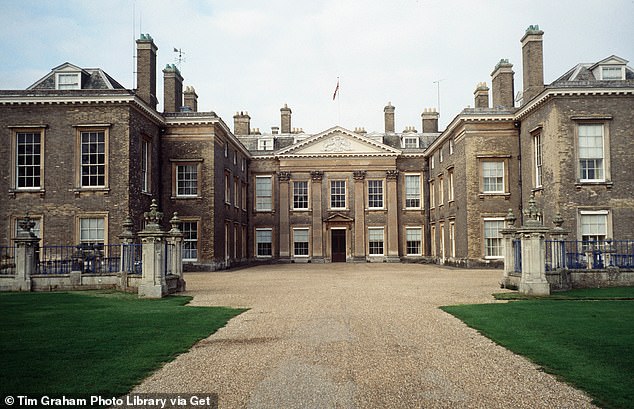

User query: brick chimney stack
[183,86,198,112]
[491,59,515,109]
[280,104,292,134]
[162,64,183,113]
[521,25,545,104]
[474,82,490,108]
[421,108,439,133]
[384,102,395,133]
[233,112,251,135]
[136,34,158,109]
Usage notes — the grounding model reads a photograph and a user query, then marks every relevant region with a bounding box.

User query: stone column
[311,171,324,262]
[500,208,517,288]
[138,200,168,298]
[278,171,291,259]
[13,216,38,291]
[518,195,550,296]
[168,212,186,292]
[353,171,366,261]
[386,170,400,262]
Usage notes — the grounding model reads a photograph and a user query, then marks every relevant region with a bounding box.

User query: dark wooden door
[331,229,346,262]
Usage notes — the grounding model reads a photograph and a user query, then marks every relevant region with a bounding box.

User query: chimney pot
[491,59,515,109]
[136,34,158,109]
[280,104,292,133]
[421,108,439,133]
[521,25,545,104]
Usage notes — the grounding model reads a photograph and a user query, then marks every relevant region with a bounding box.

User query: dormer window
[56,73,80,90]
[258,138,274,151]
[601,66,624,80]
[402,136,418,149]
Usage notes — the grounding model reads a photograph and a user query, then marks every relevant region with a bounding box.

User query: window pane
[16,132,41,188]
[81,131,106,187]
[405,175,420,208]
[578,125,604,180]
[330,180,346,208]
[256,176,272,210]
[181,221,198,260]
[406,228,422,255]
[368,180,383,208]
[293,181,309,209]
[368,228,384,255]
[482,162,504,193]
[256,229,272,256]
[80,218,104,244]
[176,165,198,196]
[484,220,504,258]
[293,229,309,256]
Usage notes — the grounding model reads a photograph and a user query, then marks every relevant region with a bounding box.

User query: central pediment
[277,126,401,157]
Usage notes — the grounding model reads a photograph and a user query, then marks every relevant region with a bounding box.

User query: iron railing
[0,246,16,276]
[37,243,142,275]
[546,240,634,270]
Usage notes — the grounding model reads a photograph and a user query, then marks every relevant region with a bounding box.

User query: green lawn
[0,291,246,398]
[441,288,634,409]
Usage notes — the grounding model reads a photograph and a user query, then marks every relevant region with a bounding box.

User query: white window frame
[404,174,421,209]
[367,179,384,209]
[438,176,444,205]
[578,210,610,244]
[255,228,273,257]
[258,138,274,151]
[330,180,347,210]
[293,228,310,257]
[600,66,624,80]
[56,72,80,90]
[483,218,505,259]
[15,130,43,190]
[448,170,454,202]
[405,227,422,256]
[79,129,107,188]
[533,133,543,188]
[429,181,435,208]
[255,175,273,211]
[176,164,199,197]
[578,124,605,182]
[141,139,150,193]
[449,221,456,258]
[292,180,309,210]
[482,161,505,194]
[181,220,199,261]
[368,227,385,256]
[402,136,418,149]
[79,217,105,245]
[449,138,454,155]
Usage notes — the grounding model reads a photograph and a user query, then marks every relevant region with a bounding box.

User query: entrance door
[331,229,346,262]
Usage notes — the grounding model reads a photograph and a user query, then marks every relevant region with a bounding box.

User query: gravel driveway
[133,263,596,408]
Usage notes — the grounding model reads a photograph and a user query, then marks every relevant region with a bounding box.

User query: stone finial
[505,208,517,227]
[169,212,182,234]
[523,193,543,228]
[552,212,564,229]
[144,199,164,230]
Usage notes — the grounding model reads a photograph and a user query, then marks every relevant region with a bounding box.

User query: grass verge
[0,291,246,398]
[441,287,634,409]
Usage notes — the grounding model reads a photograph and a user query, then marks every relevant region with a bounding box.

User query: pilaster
[353,171,366,261]
[386,170,400,261]
[310,171,324,261]
[278,171,291,259]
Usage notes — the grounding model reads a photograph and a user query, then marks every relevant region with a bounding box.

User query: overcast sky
[1,0,633,133]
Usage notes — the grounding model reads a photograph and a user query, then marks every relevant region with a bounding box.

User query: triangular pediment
[589,55,628,70]
[277,126,400,157]
[325,213,355,223]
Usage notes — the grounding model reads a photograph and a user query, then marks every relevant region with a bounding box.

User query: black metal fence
[546,240,634,270]
[0,246,16,276]
[37,243,142,275]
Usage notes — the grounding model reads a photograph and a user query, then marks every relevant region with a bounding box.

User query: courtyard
[132,263,596,408]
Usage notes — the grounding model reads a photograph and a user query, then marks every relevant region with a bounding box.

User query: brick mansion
[1,26,633,270]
